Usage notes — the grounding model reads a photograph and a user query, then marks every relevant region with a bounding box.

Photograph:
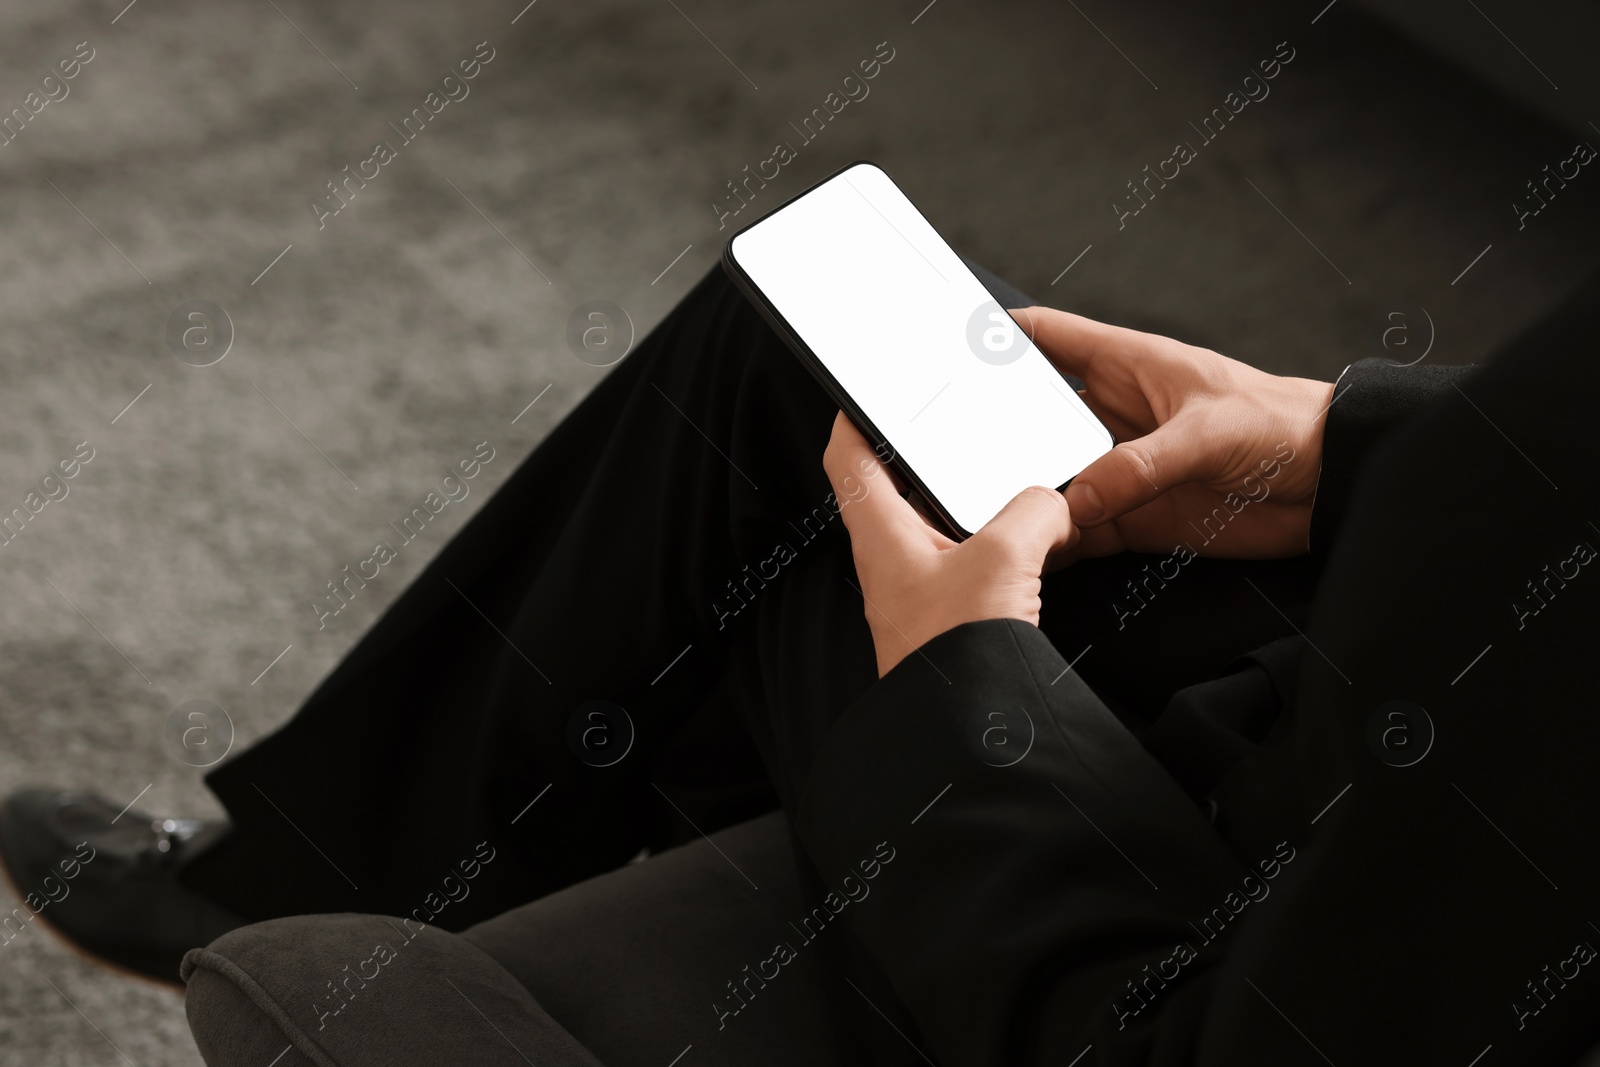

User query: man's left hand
[823,412,1077,678]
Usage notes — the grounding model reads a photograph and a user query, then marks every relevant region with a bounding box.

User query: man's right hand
[1012,306,1336,562]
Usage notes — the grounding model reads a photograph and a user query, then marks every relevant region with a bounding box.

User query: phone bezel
[721,159,1101,540]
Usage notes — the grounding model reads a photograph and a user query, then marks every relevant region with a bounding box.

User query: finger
[1069,520,1130,560]
[1082,400,1152,446]
[1063,417,1214,527]
[1043,507,1087,572]
[974,484,1075,566]
[1043,518,1128,572]
[1009,306,1156,380]
[821,413,927,547]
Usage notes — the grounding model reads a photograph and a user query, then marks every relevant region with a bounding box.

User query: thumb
[974,485,1076,566]
[1065,418,1212,526]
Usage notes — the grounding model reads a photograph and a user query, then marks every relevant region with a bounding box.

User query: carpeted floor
[0,0,1595,1062]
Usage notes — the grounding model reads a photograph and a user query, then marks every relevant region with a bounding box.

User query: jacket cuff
[1309,358,1473,555]
[795,618,1241,1065]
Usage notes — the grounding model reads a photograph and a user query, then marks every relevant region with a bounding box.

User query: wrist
[1274,375,1337,504]
[871,620,925,678]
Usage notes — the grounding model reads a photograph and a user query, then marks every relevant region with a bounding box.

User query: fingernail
[1066,481,1103,524]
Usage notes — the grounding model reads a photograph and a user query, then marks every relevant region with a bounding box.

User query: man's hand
[1013,307,1335,561]
[824,413,1076,677]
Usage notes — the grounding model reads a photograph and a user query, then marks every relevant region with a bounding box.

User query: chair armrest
[182,913,602,1067]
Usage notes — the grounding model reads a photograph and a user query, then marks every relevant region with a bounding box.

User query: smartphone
[721,161,1114,539]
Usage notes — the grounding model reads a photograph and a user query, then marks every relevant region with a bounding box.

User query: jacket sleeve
[793,617,1257,1066]
[1309,358,1472,555]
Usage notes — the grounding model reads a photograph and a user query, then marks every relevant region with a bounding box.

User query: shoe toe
[0,787,244,983]
[0,789,111,890]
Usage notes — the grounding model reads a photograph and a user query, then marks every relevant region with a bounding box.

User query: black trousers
[184,264,1319,928]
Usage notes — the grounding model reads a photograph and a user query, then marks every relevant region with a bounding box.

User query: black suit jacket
[797,279,1600,1066]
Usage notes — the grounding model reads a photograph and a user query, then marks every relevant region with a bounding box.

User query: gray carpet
[0,0,1595,1062]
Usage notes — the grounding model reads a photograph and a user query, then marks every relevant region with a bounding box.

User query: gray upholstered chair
[182,812,858,1066]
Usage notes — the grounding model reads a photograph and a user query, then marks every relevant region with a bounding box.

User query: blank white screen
[730,162,1113,534]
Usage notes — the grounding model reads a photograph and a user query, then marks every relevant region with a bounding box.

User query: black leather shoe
[0,789,246,985]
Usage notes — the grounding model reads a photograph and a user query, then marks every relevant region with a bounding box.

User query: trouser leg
[186,266,824,924]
